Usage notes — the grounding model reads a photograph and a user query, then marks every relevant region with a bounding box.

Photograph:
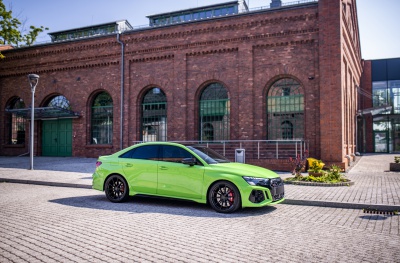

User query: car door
[119,145,159,194]
[157,145,205,199]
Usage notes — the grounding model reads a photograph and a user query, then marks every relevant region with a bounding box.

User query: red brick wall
[0,1,363,171]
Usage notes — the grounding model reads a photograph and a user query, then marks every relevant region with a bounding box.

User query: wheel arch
[103,173,129,191]
[206,179,242,205]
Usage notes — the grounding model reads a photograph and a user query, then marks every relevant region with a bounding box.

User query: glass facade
[199,83,230,141]
[267,78,304,140]
[91,92,113,145]
[371,80,400,152]
[370,58,400,152]
[141,88,167,142]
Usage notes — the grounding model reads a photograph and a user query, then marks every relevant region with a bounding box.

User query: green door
[42,119,72,156]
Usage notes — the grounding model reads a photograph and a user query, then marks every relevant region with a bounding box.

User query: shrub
[285,164,348,184]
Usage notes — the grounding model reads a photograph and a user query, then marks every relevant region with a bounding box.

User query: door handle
[159,166,168,170]
[125,163,133,167]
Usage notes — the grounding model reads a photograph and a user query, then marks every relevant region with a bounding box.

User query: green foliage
[325,164,343,181]
[394,156,400,163]
[308,159,324,173]
[0,0,49,58]
[286,164,348,184]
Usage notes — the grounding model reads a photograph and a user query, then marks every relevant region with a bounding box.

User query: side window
[161,146,193,163]
[120,145,159,160]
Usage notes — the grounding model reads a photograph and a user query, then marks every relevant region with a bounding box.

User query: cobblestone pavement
[282,153,400,207]
[0,183,399,263]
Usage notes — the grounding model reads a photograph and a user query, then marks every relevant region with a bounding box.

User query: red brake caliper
[228,189,234,203]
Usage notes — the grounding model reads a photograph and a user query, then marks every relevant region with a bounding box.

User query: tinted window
[187,146,230,164]
[372,60,387,81]
[161,146,193,163]
[120,145,159,160]
[387,58,400,80]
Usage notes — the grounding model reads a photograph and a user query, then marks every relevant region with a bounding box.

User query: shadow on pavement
[49,194,277,218]
[359,215,394,221]
[0,156,97,173]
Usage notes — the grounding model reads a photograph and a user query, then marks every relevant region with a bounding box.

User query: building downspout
[117,32,125,150]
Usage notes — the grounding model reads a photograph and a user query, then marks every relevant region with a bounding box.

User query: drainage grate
[363,209,398,215]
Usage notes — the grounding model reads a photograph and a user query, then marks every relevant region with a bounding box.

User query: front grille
[270,178,284,187]
[249,178,285,203]
[269,178,284,201]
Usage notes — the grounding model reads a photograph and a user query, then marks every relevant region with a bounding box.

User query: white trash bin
[235,149,245,163]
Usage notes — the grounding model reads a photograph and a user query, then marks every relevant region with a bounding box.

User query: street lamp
[28,74,39,170]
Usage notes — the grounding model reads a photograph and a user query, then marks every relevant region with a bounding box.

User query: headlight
[242,176,270,186]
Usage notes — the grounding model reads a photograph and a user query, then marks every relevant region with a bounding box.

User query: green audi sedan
[92,142,285,213]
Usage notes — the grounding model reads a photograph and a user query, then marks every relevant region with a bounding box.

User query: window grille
[267,78,304,140]
[91,92,113,144]
[199,83,230,141]
[141,88,167,142]
[5,98,26,144]
[47,95,71,110]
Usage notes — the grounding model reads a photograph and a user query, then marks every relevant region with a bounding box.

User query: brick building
[0,0,362,170]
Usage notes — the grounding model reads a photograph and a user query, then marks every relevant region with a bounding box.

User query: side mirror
[182,158,196,166]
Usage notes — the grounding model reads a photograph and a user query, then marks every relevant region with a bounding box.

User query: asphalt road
[0,183,399,263]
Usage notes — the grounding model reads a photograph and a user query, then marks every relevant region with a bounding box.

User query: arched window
[267,78,304,140]
[141,88,167,141]
[5,98,26,144]
[47,95,71,110]
[91,92,113,144]
[199,83,230,141]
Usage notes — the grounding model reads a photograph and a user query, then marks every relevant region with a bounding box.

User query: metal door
[42,119,72,156]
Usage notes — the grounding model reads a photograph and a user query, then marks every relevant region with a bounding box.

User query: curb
[0,178,91,189]
[284,180,355,187]
[283,199,400,212]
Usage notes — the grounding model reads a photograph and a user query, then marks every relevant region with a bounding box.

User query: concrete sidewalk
[0,154,399,211]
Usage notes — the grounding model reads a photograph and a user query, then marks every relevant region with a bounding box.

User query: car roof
[132,142,186,147]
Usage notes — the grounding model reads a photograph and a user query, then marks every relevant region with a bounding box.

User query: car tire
[105,174,129,203]
[208,181,241,213]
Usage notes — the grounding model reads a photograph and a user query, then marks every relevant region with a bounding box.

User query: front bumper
[241,178,285,208]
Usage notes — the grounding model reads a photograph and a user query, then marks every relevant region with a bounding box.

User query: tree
[0,0,48,58]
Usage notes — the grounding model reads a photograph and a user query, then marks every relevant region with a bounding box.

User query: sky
[3,0,400,60]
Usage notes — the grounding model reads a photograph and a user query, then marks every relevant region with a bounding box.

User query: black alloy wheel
[208,181,241,213]
[105,175,129,203]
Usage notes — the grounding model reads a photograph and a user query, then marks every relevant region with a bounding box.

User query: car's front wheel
[208,181,241,213]
[105,175,129,203]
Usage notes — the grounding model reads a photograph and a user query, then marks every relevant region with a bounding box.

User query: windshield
[187,146,230,164]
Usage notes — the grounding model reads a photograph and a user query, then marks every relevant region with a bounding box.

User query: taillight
[96,161,102,168]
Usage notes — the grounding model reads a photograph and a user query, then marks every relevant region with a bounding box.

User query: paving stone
[1,183,399,263]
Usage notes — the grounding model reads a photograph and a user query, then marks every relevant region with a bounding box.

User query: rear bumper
[92,171,104,191]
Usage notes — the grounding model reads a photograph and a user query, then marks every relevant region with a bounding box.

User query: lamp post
[28,74,39,170]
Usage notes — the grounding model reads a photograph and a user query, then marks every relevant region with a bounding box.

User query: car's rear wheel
[105,175,129,203]
[208,181,241,213]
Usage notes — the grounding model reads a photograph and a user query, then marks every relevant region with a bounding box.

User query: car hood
[210,162,279,178]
